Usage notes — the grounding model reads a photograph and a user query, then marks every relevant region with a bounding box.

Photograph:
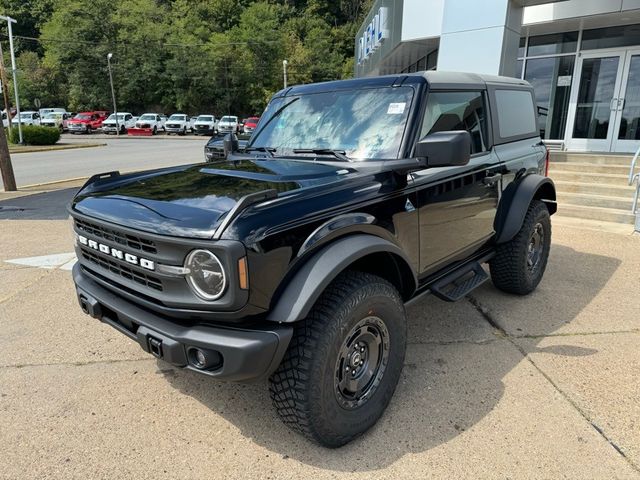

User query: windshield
[107,113,127,120]
[250,87,414,160]
[197,116,213,121]
[75,114,91,120]
[221,116,237,122]
[44,113,61,120]
[169,114,186,120]
[140,114,156,120]
[20,113,34,119]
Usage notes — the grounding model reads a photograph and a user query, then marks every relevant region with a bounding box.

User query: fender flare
[266,234,417,324]
[495,174,557,244]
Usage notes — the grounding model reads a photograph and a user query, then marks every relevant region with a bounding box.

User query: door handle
[483,173,502,186]
[610,98,619,111]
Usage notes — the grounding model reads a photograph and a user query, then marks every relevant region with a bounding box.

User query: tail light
[544,147,550,177]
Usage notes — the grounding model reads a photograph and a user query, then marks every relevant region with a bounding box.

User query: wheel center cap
[351,352,362,367]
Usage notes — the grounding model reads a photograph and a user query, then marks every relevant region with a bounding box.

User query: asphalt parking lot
[1,184,639,479]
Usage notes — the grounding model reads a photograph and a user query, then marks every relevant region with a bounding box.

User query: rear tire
[490,200,551,295]
[269,271,407,447]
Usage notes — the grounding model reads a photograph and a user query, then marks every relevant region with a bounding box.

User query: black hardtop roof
[278,71,530,97]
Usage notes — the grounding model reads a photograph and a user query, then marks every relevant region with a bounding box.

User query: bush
[8,125,61,145]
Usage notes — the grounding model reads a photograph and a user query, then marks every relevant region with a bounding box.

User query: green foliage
[8,125,61,145]
[6,0,373,116]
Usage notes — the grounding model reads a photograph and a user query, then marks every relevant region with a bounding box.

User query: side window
[494,89,537,139]
[420,91,488,154]
[126,114,132,121]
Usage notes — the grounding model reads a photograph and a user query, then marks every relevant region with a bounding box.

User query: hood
[72,159,354,239]
[68,118,90,124]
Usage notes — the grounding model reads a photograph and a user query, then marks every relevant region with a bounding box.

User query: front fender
[495,174,556,244]
[266,234,417,323]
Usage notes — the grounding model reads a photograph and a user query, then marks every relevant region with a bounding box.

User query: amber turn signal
[238,256,248,290]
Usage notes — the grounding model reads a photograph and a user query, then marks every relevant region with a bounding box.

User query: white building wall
[401,0,444,41]
[437,0,523,76]
[524,0,640,24]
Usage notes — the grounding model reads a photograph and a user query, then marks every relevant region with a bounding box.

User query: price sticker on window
[387,102,406,114]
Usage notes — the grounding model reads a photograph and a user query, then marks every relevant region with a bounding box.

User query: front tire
[269,271,407,447]
[490,200,551,295]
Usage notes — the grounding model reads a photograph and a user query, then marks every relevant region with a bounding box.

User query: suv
[69,72,556,448]
[12,111,41,126]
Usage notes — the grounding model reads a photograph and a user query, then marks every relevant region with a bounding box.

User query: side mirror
[415,130,471,167]
[223,133,239,158]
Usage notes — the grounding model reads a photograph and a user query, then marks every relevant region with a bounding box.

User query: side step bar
[430,262,489,302]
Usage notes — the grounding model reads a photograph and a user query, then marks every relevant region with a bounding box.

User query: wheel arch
[266,234,417,324]
[495,174,557,244]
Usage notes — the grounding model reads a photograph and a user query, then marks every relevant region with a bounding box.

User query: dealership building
[355,0,640,153]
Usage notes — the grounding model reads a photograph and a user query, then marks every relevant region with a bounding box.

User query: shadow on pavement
[0,187,78,220]
[160,244,621,470]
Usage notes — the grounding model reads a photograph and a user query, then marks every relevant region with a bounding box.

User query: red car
[67,111,109,134]
[242,116,260,135]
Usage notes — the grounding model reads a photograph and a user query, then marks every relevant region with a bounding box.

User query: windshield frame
[248,85,417,161]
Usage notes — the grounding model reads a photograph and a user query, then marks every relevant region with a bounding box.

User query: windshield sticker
[387,102,406,114]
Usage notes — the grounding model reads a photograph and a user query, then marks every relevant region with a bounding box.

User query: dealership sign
[357,7,389,65]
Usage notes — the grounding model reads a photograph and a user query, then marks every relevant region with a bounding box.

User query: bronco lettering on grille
[77,234,155,271]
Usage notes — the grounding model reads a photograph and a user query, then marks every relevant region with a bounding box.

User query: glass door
[565,52,625,151]
[612,50,640,152]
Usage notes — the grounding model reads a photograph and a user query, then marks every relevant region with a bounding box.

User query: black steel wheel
[490,200,551,295]
[334,316,390,410]
[269,270,406,447]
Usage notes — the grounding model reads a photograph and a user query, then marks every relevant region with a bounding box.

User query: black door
[411,90,501,276]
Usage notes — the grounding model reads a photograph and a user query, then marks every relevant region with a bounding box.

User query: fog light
[195,349,206,368]
[188,347,222,370]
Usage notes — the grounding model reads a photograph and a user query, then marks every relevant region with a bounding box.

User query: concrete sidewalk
[0,188,639,479]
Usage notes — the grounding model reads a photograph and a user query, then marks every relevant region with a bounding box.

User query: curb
[20,176,89,190]
[9,143,106,154]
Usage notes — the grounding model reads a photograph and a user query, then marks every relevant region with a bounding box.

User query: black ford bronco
[70,71,556,447]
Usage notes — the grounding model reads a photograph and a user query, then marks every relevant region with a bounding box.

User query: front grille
[167,123,179,128]
[80,247,163,291]
[75,218,157,254]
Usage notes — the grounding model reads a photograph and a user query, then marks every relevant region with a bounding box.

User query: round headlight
[185,249,226,300]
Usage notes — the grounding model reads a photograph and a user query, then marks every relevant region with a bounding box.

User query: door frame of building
[611,48,640,152]
[565,49,626,152]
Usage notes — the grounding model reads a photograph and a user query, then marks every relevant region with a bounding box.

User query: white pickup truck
[217,115,239,135]
[12,111,41,126]
[165,113,195,135]
[134,113,166,134]
[102,112,136,134]
[193,115,217,136]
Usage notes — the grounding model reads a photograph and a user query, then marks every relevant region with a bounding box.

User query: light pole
[0,15,22,144]
[282,59,288,89]
[106,53,119,137]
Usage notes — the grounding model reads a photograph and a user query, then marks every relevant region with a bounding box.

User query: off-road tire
[269,270,407,448]
[490,200,551,295]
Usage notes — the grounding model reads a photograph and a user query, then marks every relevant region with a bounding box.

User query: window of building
[420,91,488,154]
[581,24,640,51]
[524,55,575,139]
[527,31,579,57]
[494,90,537,139]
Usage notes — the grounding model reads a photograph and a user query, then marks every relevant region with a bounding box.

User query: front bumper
[73,264,292,382]
[68,124,88,132]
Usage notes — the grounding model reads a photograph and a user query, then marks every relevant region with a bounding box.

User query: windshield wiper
[245,146,276,158]
[292,148,350,162]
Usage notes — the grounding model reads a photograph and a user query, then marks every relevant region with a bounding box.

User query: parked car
[165,113,194,135]
[1,109,13,128]
[217,115,239,134]
[11,111,41,126]
[41,112,72,131]
[68,71,556,447]
[67,111,108,134]
[39,107,67,118]
[135,113,166,134]
[193,115,217,136]
[242,116,260,135]
[102,112,136,134]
